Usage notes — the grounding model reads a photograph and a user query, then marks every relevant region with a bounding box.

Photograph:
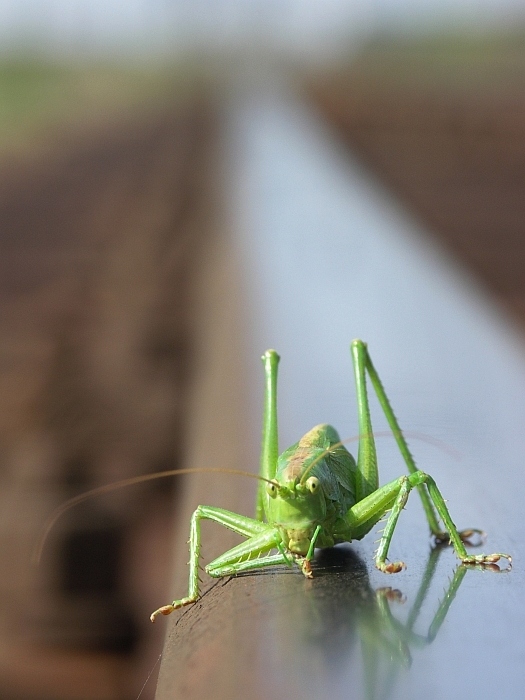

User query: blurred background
[1,1,525,699]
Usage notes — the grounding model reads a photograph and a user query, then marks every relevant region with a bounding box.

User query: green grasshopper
[150,339,511,622]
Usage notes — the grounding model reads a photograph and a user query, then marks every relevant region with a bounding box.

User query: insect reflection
[268,544,472,700]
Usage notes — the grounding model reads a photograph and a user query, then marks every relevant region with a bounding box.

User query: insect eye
[266,482,278,498]
[306,476,319,494]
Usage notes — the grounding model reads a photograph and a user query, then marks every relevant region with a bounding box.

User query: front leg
[150,505,272,621]
[375,472,511,572]
[346,472,511,573]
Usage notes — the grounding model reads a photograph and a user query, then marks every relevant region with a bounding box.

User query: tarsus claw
[459,528,487,546]
[150,605,175,622]
[150,596,197,622]
[434,528,487,547]
[301,559,313,578]
[461,552,512,572]
[377,561,406,574]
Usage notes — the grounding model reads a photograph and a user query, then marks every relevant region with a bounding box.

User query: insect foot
[300,558,313,579]
[434,527,487,547]
[150,598,196,622]
[377,561,406,574]
[457,528,487,546]
[461,552,512,572]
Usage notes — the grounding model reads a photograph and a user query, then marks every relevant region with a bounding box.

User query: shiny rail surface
[155,91,525,700]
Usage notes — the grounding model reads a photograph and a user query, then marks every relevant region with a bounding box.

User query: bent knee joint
[408,470,428,487]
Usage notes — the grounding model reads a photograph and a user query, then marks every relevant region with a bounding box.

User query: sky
[1,0,525,57]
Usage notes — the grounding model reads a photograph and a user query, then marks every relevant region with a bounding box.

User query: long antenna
[299,430,461,485]
[33,467,277,565]
[35,430,459,563]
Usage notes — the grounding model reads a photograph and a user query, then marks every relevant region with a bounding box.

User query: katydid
[150,339,511,622]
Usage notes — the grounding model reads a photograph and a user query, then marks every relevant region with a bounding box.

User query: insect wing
[324,448,356,511]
